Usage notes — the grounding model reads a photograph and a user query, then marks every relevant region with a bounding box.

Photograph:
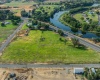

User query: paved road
[0,64,99,68]
[0,19,28,55]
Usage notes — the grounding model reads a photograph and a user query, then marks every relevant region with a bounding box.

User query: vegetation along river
[50,4,100,38]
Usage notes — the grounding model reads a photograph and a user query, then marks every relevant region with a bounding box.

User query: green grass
[0,21,17,46]
[21,24,28,30]
[4,1,36,7]
[74,13,85,23]
[74,12,98,23]
[1,30,100,64]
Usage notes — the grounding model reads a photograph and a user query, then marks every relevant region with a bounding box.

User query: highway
[0,19,28,55]
[0,64,99,68]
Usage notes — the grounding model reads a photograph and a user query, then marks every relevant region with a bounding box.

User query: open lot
[1,29,100,64]
[0,21,17,47]
[0,68,84,80]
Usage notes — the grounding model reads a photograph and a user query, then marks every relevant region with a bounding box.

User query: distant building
[73,68,84,74]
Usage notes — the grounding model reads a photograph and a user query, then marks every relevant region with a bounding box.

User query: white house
[91,68,96,74]
[73,68,84,74]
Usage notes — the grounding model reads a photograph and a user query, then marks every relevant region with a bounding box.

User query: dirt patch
[17,29,30,37]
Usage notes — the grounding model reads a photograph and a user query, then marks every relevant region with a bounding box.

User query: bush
[1,22,5,27]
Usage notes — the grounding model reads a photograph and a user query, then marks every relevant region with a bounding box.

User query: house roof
[74,68,84,74]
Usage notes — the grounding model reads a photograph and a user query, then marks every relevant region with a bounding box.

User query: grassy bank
[59,13,73,28]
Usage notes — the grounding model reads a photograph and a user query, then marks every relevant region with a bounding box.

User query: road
[0,64,99,68]
[0,18,28,55]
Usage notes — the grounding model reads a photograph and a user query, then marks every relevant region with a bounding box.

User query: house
[27,23,32,26]
[73,68,84,74]
[91,68,96,74]
[4,22,10,25]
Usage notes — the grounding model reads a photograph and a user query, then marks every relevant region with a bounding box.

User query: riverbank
[59,13,72,28]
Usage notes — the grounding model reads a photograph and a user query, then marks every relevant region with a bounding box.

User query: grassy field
[0,21,17,47]
[1,30,100,64]
[4,1,36,7]
[73,13,85,23]
[74,11,98,23]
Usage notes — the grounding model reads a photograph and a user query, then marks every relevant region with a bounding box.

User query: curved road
[0,18,28,55]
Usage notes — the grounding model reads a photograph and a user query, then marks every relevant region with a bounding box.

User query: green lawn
[4,1,36,7]
[74,13,85,23]
[0,21,17,47]
[1,30,100,64]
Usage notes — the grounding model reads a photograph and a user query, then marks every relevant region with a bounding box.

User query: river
[50,4,100,38]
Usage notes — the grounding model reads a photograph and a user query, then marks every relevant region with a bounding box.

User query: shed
[73,68,84,74]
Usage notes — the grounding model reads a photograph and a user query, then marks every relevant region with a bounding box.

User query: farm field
[4,1,36,7]
[1,29,100,64]
[0,21,17,47]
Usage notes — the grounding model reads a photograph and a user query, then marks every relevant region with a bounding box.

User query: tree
[81,17,84,20]
[64,39,67,45]
[71,27,78,33]
[44,24,49,30]
[21,10,28,17]
[32,20,38,25]
[58,30,64,36]
[96,10,99,15]
[1,22,5,27]
[71,38,79,47]
[87,74,92,80]
[82,23,89,31]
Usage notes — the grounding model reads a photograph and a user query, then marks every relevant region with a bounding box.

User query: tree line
[0,10,21,25]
